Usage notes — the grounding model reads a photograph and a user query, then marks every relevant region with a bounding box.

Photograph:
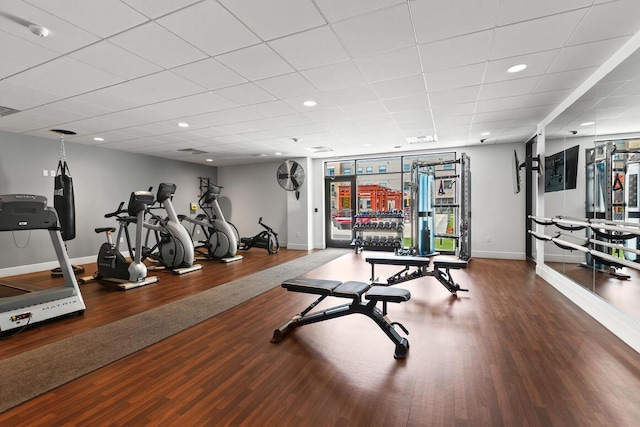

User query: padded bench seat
[432,258,468,270]
[365,253,431,267]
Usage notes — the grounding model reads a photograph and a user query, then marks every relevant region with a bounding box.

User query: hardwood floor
[1,252,640,426]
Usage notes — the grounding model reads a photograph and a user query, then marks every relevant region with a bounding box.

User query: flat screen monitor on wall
[512,149,522,194]
[544,145,579,192]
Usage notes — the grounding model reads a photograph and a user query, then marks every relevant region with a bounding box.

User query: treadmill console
[0,194,58,231]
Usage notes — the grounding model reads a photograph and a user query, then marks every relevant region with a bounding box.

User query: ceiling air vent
[307,146,334,153]
[177,148,208,155]
[0,106,21,117]
[406,135,438,144]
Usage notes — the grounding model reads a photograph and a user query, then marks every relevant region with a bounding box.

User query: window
[366,166,373,174]
[344,167,352,175]
[379,165,387,173]
[357,167,363,174]
[327,167,335,176]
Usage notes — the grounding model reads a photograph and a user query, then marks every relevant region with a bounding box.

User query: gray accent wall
[0,131,216,270]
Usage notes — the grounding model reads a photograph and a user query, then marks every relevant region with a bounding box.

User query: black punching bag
[54,159,76,241]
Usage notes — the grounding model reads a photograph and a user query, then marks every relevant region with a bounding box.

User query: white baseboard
[285,243,312,250]
[471,250,525,260]
[0,255,98,278]
[537,264,640,354]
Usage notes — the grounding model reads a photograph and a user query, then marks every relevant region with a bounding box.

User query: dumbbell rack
[351,211,404,253]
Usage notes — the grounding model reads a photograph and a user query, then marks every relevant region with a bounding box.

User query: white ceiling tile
[569,0,640,45]
[426,63,486,92]
[370,74,426,100]
[474,96,529,113]
[302,61,365,91]
[70,41,162,80]
[340,100,387,118]
[73,90,140,113]
[524,89,574,108]
[215,83,276,105]
[219,0,325,40]
[549,37,631,73]
[217,44,294,81]
[471,110,517,124]
[158,2,260,56]
[355,46,422,83]
[121,0,201,19]
[324,85,379,106]
[304,108,349,123]
[269,26,350,70]
[0,58,27,80]
[491,10,586,59]
[332,4,414,58]
[0,1,100,54]
[478,76,541,100]
[498,0,593,26]
[429,86,481,106]
[255,73,318,99]
[110,22,207,68]
[430,102,476,118]
[533,67,598,93]
[0,31,60,75]
[6,56,123,98]
[419,30,494,73]
[484,50,560,83]
[98,71,205,106]
[410,0,501,44]
[171,58,247,91]
[382,93,430,113]
[390,109,431,124]
[247,101,299,118]
[25,0,148,38]
[282,93,339,112]
[313,0,404,22]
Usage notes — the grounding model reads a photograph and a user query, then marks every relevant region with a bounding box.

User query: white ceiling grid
[0,0,639,165]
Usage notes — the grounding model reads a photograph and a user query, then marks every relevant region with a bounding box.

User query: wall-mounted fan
[277,160,305,200]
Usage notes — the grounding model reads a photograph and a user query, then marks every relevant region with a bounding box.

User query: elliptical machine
[143,183,203,275]
[238,217,279,255]
[94,190,159,290]
[180,183,243,263]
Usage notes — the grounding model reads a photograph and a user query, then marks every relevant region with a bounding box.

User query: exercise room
[1,1,639,426]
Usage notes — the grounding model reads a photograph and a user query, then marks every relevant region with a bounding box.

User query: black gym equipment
[179,183,242,262]
[0,194,86,333]
[238,217,279,254]
[91,190,160,290]
[365,253,468,295]
[271,278,411,359]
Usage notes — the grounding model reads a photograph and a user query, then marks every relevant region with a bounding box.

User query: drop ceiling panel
[109,22,207,68]
[484,50,560,84]
[370,74,426,100]
[419,30,494,73]
[533,67,598,93]
[569,0,640,45]
[426,63,486,92]
[410,0,501,44]
[478,76,541,100]
[69,41,162,80]
[429,86,481,106]
[302,61,365,91]
[313,0,404,22]
[219,0,326,41]
[158,1,260,56]
[25,0,148,38]
[355,46,422,83]
[474,96,529,114]
[490,10,587,60]
[0,79,64,110]
[339,100,388,118]
[255,73,318,99]
[324,85,379,106]
[121,0,201,19]
[269,26,350,70]
[332,4,414,58]
[497,0,593,26]
[549,37,630,74]
[215,83,276,105]
[247,100,299,118]
[217,44,294,81]
[171,58,247,91]
[0,32,60,74]
[382,93,430,113]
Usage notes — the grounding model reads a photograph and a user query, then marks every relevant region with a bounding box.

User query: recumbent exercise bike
[238,217,279,255]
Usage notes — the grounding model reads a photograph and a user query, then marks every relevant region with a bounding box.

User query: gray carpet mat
[0,248,349,413]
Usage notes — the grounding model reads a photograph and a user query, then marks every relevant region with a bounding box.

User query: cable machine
[409,153,471,260]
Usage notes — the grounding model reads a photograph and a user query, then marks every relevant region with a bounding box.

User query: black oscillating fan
[276,160,305,200]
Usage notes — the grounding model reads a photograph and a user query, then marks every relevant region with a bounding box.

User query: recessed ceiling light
[507,64,527,73]
[93,137,104,141]
[206,158,213,162]
[480,132,491,136]
[275,152,282,155]
[303,100,317,107]
[363,143,372,147]
[580,121,595,126]
[177,122,189,128]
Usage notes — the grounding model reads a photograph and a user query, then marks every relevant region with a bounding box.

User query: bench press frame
[271,278,411,359]
[366,253,468,295]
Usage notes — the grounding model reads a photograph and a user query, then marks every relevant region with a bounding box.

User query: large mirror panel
[543,47,640,320]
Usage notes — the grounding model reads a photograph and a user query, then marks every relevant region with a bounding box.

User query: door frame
[325,176,356,248]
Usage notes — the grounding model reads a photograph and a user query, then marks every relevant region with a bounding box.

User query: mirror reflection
[543,47,640,320]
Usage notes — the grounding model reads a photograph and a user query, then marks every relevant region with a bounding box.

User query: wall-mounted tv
[544,145,579,192]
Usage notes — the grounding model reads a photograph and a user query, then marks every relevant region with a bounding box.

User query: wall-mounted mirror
[543,47,640,321]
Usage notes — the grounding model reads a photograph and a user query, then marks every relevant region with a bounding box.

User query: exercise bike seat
[95,227,116,234]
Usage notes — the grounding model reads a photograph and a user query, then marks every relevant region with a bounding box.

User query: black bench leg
[434,268,468,295]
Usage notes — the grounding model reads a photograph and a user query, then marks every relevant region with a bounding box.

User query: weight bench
[366,253,468,295]
[271,278,411,359]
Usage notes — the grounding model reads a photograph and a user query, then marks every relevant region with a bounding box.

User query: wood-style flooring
[1,251,640,426]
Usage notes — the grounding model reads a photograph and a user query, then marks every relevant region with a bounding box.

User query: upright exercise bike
[93,190,159,290]
[143,183,203,275]
[180,183,243,262]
